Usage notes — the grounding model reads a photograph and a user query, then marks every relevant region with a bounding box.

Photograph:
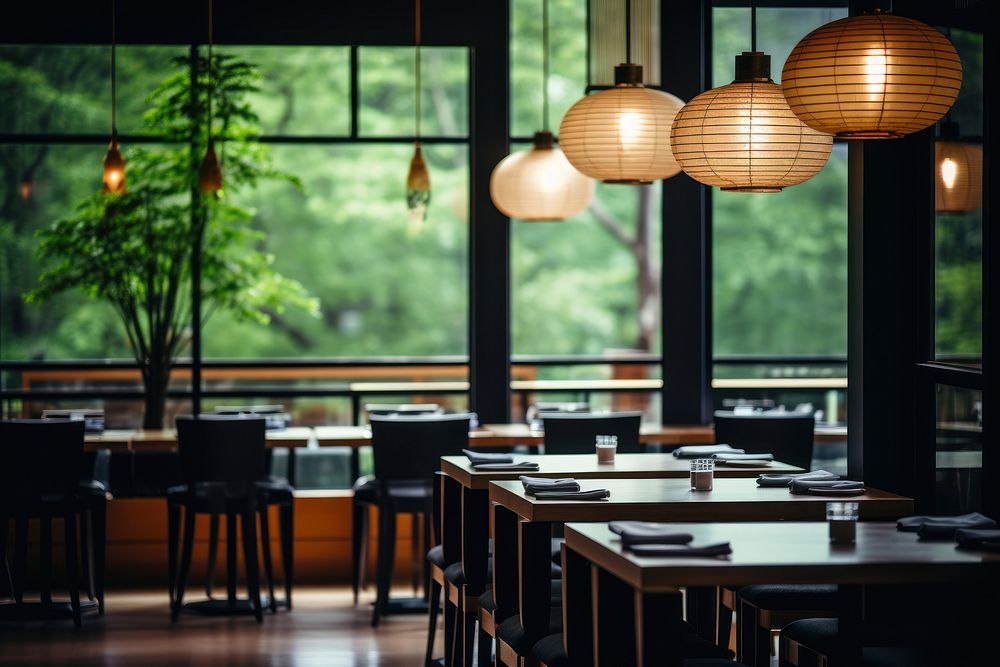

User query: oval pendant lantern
[406,0,431,232]
[490,0,594,220]
[671,51,832,193]
[199,0,223,194]
[935,121,982,214]
[782,10,962,139]
[558,0,684,184]
[102,0,126,194]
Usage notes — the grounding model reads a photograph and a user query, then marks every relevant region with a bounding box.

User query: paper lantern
[935,123,982,214]
[559,64,685,184]
[671,52,832,193]
[782,11,962,139]
[490,132,595,221]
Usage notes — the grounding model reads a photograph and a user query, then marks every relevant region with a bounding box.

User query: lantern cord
[542,0,549,132]
[624,0,631,64]
[207,0,213,143]
[751,0,757,53]
[111,0,117,137]
[415,0,421,139]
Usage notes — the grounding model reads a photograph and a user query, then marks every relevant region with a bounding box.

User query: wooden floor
[0,587,438,666]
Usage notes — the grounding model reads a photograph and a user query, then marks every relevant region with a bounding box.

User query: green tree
[27,52,317,427]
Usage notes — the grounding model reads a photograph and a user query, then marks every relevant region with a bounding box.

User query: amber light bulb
[199,141,223,193]
[102,140,126,194]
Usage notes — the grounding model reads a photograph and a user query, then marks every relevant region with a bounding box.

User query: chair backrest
[541,412,642,454]
[175,415,267,486]
[0,419,85,503]
[364,403,443,417]
[370,413,471,484]
[713,411,816,470]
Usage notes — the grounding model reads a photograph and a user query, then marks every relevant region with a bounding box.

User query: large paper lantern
[671,52,832,193]
[782,11,962,139]
[559,64,685,184]
[936,123,982,214]
[490,132,594,221]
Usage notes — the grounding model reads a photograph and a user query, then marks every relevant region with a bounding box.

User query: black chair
[352,403,443,605]
[713,410,815,470]
[168,415,271,623]
[367,413,471,628]
[0,419,94,626]
[541,411,642,455]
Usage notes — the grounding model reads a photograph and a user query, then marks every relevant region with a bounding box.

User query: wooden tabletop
[84,427,314,452]
[441,454,802,490]
[488,477,913,523]
[564,521,1000,591]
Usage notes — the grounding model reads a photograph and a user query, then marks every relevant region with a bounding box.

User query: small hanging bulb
[102,139,126,194]
[199,140,223,193]
[20,175,32,202]
[406,142,430,233]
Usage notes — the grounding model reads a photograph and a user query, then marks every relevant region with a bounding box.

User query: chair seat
[478,588,496,614]
[738,584,838,610]
[427,544,447,570]
[497,606,563,656]
[352,475,378,503]
[255,478,294,503]
[531,633,744,667]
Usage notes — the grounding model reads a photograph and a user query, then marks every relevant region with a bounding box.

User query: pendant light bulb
[103,139,126,194]
[935,121,982,214]
[406,143,431,232]
[20,176,32,202]
[199,141,223,193]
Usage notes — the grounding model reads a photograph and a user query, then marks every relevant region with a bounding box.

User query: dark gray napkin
[533,489,610,501]
[757,470,839,487]
[788,479,865,495]
[672,444,744,458]
[473,462,540,471]
[713,452,774,463]
[608,521,694,546]
[464,448,513,465]
[626,542,732,557]
[897,512,996,537]
[955,528,1000,552]
[520,476,580,495]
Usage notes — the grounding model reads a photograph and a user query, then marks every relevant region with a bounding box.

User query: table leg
[562,543,594,666]
[461,487,489,594]
[833,584,863,666]
[592,566,636,667]
[491,505,520,622]
[519,519,554,641]
[635,589,684,667]
[685,586,716,641]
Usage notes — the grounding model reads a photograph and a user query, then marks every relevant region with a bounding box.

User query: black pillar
[468,0,510,423]
[659,0,712,425]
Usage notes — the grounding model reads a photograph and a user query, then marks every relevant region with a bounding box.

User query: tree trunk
[142,363,172,429]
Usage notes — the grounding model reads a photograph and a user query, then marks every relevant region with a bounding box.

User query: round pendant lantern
[671,52,832,193]
[559,64,685,184]
[781,11,962,139]
[490,132,595,221]
[935,122,982,214]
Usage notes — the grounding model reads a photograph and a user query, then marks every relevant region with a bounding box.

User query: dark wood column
[659,0,713,425]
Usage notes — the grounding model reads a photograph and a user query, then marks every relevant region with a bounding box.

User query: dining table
[562,520,1000,666]
[487,477,913,666]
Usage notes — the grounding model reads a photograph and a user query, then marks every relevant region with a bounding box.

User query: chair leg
[477,624,493,667]
[717,587,734,649]
[0,518,11,600]
[443,586,457,667]
[241,507,263,623]
[40,514,53,606]
[461,606,476,667]
[352,500,366,605]
[167,503,180,606]
[63,511,82,627]
[372,504,397,627]
[13,516,27,605]
[80,510,94,602]
[92,500,107,615]
[425,579,442,667]
[206,513,220,599]
[258,507,277,612]
[172,508,196,622]
[226,510,238,607]
[279,501,294,610]
[411,513,421,595]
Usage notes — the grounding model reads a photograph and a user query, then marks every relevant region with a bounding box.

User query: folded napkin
[463,449,513,465]
[897,512,996,535]
[520,476,580,495]
[626,542,733,557]
[955,528,1000,552]
[672,444,745,459]
[472,462,540,471]
[608,521,694,546]
[713,452,774,463]
[757,470,840,488]
[533,489,610,501]
[788,479,865,495]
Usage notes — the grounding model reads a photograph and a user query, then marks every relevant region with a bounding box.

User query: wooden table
[85,427,314,451]
[480,423,848,445]
[563,521,1000,666]
[488,478,912,665]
